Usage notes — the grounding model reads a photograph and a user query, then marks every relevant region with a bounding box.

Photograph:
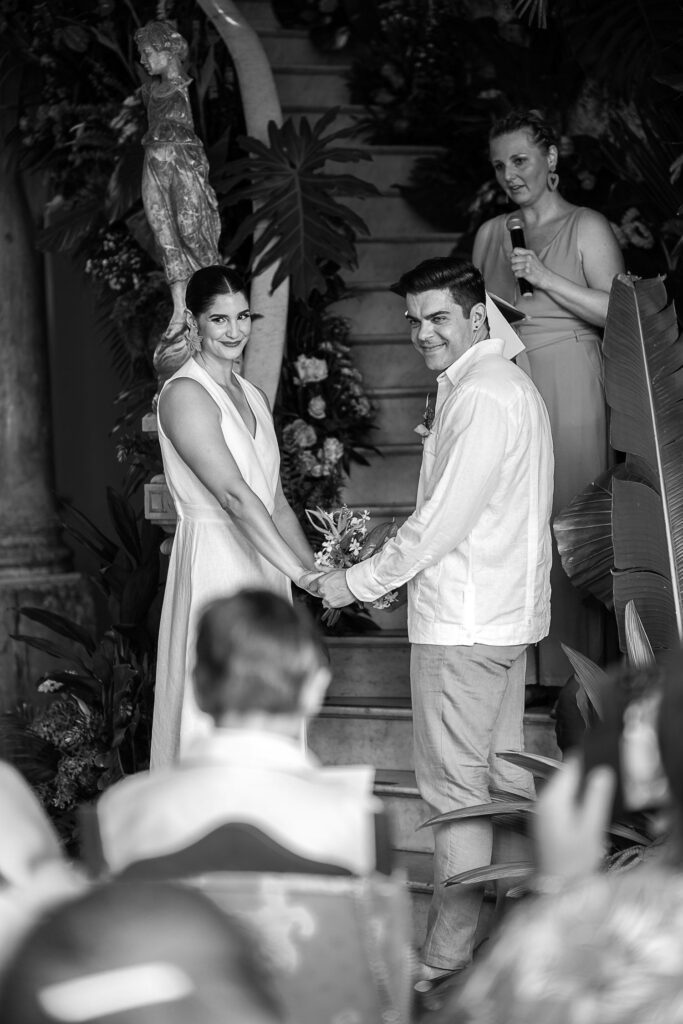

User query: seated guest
[0,762,84,971]
[0,881,282,1024]
[95,589,387,877]
[441,868,683,1024]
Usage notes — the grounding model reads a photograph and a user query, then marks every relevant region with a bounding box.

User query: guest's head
[0,881,282,1024]
[392,257,487,372]
[193,589,330,731]
[154,266,251,383]
[488,108,559,209]
[445,868,683,1024]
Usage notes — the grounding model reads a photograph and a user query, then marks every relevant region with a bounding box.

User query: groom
[316,257,554,981]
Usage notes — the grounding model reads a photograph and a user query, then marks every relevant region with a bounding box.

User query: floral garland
[277,302,375,525]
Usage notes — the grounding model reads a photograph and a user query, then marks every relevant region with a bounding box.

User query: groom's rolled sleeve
[346,387,509,604]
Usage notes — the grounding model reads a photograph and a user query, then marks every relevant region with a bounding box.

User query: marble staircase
[235,2,560,945]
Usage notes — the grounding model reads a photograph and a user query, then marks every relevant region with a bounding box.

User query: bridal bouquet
[305,505,401,624]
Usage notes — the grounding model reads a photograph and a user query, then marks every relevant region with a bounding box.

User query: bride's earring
[547,168,559,191]
[186,314,202,353]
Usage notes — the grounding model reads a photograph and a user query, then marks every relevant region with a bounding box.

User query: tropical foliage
[555,275,683,654]
[219,110,377,299]
[0,491,164,849]
[0,0,377,511]
[340,0,683,306]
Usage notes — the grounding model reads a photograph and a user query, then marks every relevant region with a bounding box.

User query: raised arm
[510,209,625,327]
[159,378,314,589]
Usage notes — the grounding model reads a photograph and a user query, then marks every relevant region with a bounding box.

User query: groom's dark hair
[392,257,486,315]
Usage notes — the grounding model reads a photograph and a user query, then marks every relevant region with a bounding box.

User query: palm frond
[603,275,683,650]
[512,0,548,29]
[218,114,379,299]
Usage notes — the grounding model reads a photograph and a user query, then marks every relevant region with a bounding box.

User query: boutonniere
[414,393,435,443]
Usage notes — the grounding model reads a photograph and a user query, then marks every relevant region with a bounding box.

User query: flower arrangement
[305,505,402,624]
[1,491,163,850]
[277,301,376,524]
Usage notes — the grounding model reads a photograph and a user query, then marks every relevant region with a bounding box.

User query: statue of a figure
[135,20,221,340]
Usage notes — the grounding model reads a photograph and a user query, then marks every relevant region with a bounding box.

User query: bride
[150,265,320,768]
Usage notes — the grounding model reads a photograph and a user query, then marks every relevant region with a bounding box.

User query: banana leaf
[624,600,656,669]
[561,643,610,722]
[444,862,532,887]
[553,469,614,608]
[603,275,683,651]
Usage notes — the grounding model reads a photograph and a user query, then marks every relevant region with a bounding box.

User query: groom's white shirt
[346,338,554,646]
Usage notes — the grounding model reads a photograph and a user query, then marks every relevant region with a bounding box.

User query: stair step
[368,389,431,444]
[326,634,411,699]
[239,0,281,30]
[344,445,421,506]
[353,237,461,281]
[349,337,435,389]
[282,104,366,133]
[309,704,560,771]
[375,770,433,854]
[274,65,352,106]
[260,29,352,66]
[345,194,436,235]
[331,284,421,336]
[330,145,446,190]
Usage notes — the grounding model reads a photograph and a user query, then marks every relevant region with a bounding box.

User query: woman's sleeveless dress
[150,359,291,768]
[478,208,608,685]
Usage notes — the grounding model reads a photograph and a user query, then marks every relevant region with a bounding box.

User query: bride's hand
[298,569,325,596]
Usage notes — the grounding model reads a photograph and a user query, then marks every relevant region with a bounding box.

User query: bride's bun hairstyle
[153,266,249,384]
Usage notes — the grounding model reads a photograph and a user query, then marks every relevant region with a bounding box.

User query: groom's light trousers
[411,641,534,970]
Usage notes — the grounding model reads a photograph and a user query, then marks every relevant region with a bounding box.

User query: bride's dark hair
[153,266,249,383]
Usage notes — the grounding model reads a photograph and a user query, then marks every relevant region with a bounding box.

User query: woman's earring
[186,317,202,353]
[548,169,559,191]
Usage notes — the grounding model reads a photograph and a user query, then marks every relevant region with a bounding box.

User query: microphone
[506,216,534,297]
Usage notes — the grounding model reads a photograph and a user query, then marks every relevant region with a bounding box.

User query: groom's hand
[318,569,354,609]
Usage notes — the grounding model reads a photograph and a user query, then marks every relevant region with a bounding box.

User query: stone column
[0,164,92,711]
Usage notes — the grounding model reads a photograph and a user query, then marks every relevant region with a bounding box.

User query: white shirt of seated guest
[346,337,554,646]
[96,729,380,876]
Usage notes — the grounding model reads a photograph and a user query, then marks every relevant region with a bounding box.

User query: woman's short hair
[153,265,248,383]
[0,881,281,1024]
[392,257,486,317]
[489,109,558,153]
[134,20,188,62]
[193,589,328,719]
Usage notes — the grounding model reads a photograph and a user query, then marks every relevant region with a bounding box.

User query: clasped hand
[509,246,551,291]
[299,569,354,608]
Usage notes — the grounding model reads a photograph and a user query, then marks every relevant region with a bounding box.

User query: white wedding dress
[150,359,292,769]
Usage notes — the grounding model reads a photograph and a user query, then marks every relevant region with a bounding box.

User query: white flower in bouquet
[295,355,329,384]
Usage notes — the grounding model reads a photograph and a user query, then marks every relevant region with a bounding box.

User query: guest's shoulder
[97,767,161,817]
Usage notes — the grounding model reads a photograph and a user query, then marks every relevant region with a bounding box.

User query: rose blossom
[323,437,344,465]
[295,355,328,384]
[283,418,317,449]
[308,396,327,419]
